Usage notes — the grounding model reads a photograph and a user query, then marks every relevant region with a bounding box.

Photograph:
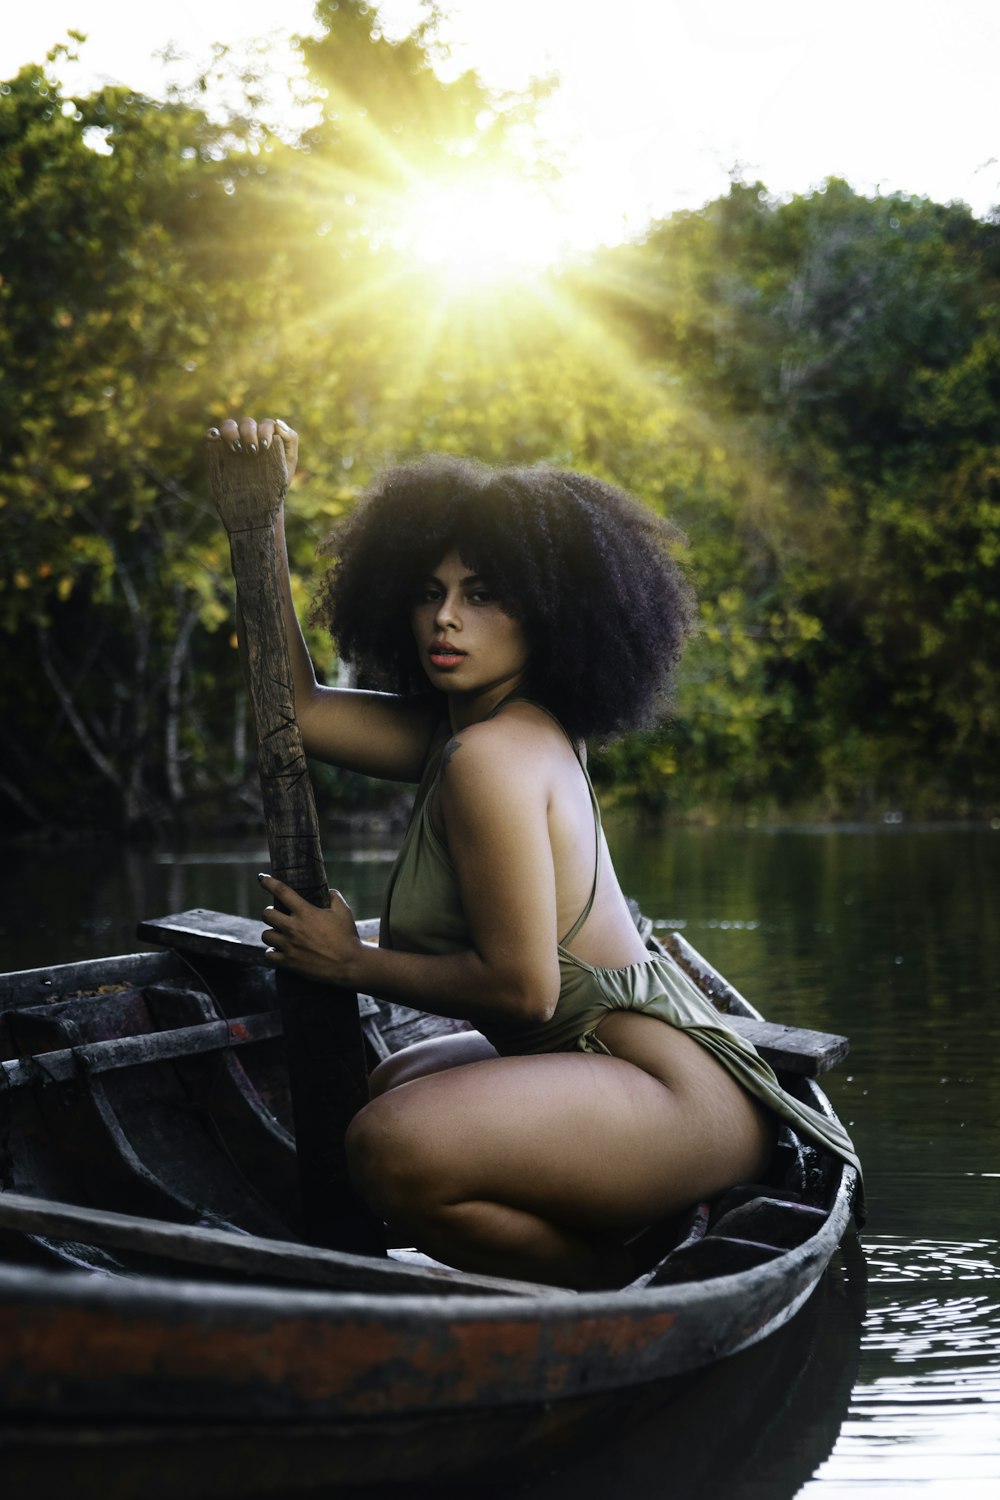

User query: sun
[393,172,571,289]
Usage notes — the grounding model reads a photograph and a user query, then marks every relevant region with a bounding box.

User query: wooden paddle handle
[207,435,289,533]
[207,441,328,903]
[207,439,384,1256]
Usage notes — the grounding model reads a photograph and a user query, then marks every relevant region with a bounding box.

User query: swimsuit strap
[488,696,602,948]
[557,757,602,948]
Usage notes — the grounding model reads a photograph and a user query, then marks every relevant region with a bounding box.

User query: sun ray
[388,171,570,288]
[261,86,705,465]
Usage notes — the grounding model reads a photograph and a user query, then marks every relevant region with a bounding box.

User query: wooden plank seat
[134,909,850,1078]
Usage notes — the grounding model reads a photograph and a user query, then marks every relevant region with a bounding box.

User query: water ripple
[864,1235,1000,1283]
[804,1359,1000,1494]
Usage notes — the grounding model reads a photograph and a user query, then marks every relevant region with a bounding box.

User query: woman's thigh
[368,1030,499,1096]
[350,1049,769,1232]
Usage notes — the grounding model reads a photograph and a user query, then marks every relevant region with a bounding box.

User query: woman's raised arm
[209,416,439,783]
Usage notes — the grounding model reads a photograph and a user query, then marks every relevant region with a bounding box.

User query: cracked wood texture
[208,440,384,1256]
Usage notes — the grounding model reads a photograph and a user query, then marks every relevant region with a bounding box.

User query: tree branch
[37,627,123,788]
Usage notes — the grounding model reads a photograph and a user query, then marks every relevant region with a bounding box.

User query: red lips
[428,639,467,666]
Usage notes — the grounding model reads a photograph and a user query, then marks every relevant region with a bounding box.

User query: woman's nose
[435,591,460,629]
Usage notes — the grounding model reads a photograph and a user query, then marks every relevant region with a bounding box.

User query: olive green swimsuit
[380,708,860,1176]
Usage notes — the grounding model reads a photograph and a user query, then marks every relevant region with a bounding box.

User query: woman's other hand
[206,416,298,486]
[258,873,363,986]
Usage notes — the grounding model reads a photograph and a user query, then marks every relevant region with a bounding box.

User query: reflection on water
[866,1234,1000,1284]
[816,1228,1000,1497]
[1,822,999,1492]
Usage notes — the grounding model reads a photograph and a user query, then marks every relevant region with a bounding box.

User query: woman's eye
[468,589,493,604]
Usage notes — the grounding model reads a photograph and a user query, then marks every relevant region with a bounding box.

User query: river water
[2,820,998,1496]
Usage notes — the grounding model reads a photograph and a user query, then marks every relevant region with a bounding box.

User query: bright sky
[5,0,999,252]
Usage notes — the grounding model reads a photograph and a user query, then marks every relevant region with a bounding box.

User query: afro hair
[311,455,695,742]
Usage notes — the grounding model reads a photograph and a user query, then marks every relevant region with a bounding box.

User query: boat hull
[0,1184,849,1422]
[0,1244,866,1498]
[0,921,861,1432]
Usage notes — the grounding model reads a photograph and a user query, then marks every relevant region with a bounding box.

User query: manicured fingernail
[233,439,242,452]
[247,443,257,454]
[260,438,269,450]
[207,427,220,438]
[257,872,269,883]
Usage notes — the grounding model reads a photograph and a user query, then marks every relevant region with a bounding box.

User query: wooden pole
[207,440,384,1256]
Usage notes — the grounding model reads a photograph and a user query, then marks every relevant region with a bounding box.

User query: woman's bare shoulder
[452,701,567,754]
[438,705,572,802]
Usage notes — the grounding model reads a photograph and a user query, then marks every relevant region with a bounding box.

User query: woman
[208,416,858,1290]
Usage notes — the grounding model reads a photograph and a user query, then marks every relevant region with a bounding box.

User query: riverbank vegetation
[2,1,998,836]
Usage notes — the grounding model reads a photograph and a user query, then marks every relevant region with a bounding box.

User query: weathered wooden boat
[0,904,862,1489]
[0,440,864,1492]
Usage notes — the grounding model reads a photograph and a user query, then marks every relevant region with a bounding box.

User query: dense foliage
[2,3,998,835]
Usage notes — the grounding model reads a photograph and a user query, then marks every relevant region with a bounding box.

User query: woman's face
[411,549,529,715]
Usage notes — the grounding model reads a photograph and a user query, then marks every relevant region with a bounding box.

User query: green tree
[3,22,998,834]
[591,180,1000,813]
[0,16,565,833]
[0,52,292,828]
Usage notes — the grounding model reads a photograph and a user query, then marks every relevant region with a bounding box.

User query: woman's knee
[346,1094,443,1221]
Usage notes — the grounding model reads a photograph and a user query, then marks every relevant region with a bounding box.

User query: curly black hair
[311,455,695,742]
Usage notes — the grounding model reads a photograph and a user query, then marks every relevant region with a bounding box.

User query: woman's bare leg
[347,1031,774,1289]
[368,1031,499,1097]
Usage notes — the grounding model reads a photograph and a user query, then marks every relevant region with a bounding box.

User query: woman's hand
[206,416,298,485]
[258,873,363,985]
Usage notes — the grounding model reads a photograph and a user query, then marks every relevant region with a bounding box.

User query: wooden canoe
[0,906,862,1485]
